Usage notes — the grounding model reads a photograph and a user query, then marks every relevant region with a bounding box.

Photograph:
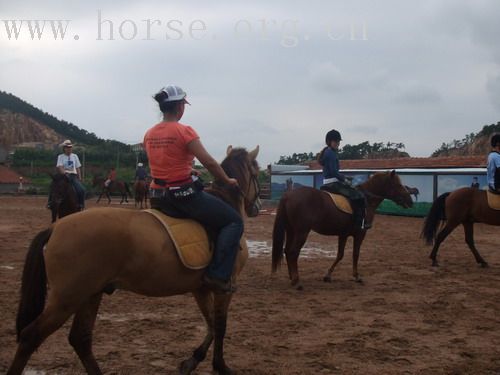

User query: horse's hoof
[323,276,332,283]
[213,363,233,375]
[294,284,304,291]
[354,277,363,284]
[431,261,439,267]
[179,358,198,374]
[480,262,489,268]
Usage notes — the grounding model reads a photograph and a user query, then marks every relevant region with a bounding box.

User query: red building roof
[0,165,31,184]
[308,156,487,170]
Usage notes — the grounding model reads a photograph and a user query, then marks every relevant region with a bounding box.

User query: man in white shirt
[487,134,500,193]
[54,139,86,209]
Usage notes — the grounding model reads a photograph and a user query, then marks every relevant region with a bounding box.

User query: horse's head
[366,170,413,208]
[50,173,72,206]
[220,145,261,217]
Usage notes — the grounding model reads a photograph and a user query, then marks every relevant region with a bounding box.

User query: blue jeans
[67,174,86,209]
[152,190,244,281]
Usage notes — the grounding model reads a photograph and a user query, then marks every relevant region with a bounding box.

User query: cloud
[486,74,500,112]
[308,62,361,93]
[393,84,442,105]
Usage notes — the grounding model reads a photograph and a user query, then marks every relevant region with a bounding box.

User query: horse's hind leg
[68,293,103,375]
[212,294,234,375]
[323,235,348,282]
[180,290,214,374]
[429,222,459,267]
[7,303,74,375]
[285,231,309,290]
[352,232,366,283]
[463,222,488,267]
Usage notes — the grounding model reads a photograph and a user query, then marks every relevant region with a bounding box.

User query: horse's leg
[106,191,111,204]
[463,222,488,267]
[7,303,73,375]
[429,222,459,267]
[323,235,348,282]
[179,290,214,374]
[212,293,233,375]
[352,231,366,283]
[96,192,102,203]
[285,231,309,290]
[68,293,103,375]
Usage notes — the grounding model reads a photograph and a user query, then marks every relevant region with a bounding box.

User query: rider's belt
[153,176,192,188]
[323,177,339,184]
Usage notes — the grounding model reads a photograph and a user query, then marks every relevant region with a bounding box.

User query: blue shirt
[135,167,147,180]
[320,147,345,182]
[487,151,500,188]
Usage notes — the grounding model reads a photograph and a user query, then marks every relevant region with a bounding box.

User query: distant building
[0,165,32,193]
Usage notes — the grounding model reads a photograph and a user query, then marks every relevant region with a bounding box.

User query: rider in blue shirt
[319,129,370,230]
[487,133,500,193]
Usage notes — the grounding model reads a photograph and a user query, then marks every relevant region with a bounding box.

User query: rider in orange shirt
[144,85,243,293]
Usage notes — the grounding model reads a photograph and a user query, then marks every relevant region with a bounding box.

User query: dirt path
[1,196,500,374]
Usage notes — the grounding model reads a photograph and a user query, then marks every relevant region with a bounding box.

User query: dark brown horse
[7,146,260,375]
[48,173,80,222]
[92,175,131,204]
[422,187,500,267]
[272,171,413,289]
[134,179,149,209]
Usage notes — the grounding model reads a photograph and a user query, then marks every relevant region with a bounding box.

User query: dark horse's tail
[272,196,288,272]
[16,228,52,341]
[421,192,450,245]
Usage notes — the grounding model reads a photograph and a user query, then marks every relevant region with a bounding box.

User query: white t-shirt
[56,153,81,175]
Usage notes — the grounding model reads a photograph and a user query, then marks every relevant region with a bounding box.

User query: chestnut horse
[134,179,149,209]
[92,175,131,204]
[272,171,413,289]
[48,173,80,222]
[421,188,500,267]
[8,146,260,375]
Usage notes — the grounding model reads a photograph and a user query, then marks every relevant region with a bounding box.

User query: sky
[1,0,500,165]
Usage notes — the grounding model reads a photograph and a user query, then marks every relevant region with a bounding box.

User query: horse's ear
[390,170,396,178]
[248,145,260,160]
[226,145,233,156]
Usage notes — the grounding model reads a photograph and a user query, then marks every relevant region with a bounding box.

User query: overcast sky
[2,0,500,165]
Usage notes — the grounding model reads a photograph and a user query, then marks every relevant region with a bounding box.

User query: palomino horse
[92,175,131,204]
[48,173,80,222]
[134,179,149,209]
[272,171,413,289]
[8,146,261,375]
[422,188,500,267]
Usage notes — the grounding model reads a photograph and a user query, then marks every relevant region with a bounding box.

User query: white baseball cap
[159,85,190,104]
[137,162,143,167]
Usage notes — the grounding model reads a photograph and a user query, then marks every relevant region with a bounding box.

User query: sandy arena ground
[1,196,500,374]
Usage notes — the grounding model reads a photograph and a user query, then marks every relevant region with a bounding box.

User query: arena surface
[1,196,500,374]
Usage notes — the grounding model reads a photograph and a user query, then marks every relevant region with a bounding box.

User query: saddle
[322,191,353,214]
[143,209,248,270]
[487,190,500,210]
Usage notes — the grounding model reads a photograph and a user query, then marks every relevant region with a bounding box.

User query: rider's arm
[56,155,65,175]
[187,139,237,186]
[324,149,345,182]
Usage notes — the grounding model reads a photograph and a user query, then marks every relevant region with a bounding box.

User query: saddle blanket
[143,209,212,269]
[323,191,353,214]
[487,190,500,210]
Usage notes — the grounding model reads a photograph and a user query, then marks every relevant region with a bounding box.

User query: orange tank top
[143,121,199,189]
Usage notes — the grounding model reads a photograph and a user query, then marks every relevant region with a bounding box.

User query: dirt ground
[1,196,500,374]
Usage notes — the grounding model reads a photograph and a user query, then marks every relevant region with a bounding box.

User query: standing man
[56,140,86,210]
[487,134,500,193]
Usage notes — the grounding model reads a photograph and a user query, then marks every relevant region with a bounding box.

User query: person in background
[143,85,243,294]
[487,133,500,193]
[470,177,480,189]
[318,129,369,229]
[105,167,116,189]
[55,140,86,210]
[135,162,147,182]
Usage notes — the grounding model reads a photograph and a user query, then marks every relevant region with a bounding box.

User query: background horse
[8,146,260,375]
[422,187,500,267]
[92,175,131,204]
[405,185,420,201]
[48,173,79,223]
[134,179,149,209]
[272,171,413,289]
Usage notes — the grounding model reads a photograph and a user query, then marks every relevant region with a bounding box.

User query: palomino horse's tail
[272,196,288,272]
[421,192,450,245]
[16,228,52,341]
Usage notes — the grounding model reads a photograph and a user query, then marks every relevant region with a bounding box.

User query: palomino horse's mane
[210,147,259,214]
